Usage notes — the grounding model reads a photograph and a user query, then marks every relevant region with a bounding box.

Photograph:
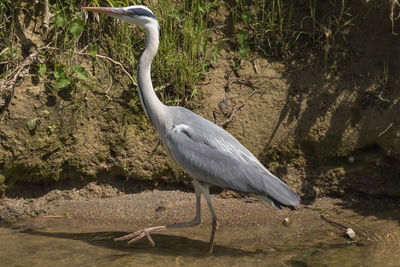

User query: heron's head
[83,5,158,29]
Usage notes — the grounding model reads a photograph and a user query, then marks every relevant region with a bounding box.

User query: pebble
[348,156,355,163]
[345,228,357,240]
[283,217,290,226]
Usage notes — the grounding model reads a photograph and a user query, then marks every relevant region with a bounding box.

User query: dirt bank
[1,1,399,200]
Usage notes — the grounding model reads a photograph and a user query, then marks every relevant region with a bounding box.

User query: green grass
[0,0,21,78]
[231,0,354,62]
[0,0,377,105]
[93,0,221,104]
[62,0,219,105]
[1,0,220,108]
[153,0,221,104]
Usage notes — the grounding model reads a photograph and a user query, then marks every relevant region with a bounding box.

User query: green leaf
[198,4,205,14]
[199,43,206,55]
[64,35,70,43]
[47,125,57,133]
[54,65,64,79]
[242,11,251,25]
[74,64,88,80]
[239,44,250,58]
[55,14,67,28]
[238,31,248,45]
[27,118,39,131]
[69,18,84,36]
[89,44,98,58]
[39,64,46,77]
[55,77,71,89]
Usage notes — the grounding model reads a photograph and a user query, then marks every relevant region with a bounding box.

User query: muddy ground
[1,181,400,266]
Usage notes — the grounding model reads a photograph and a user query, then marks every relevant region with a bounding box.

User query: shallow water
[0,226,298,266]
[1,209,400,266]
[309,210,400,266]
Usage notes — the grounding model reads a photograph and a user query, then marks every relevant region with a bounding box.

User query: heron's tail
[253,170,300,210]
[254,195,298,210]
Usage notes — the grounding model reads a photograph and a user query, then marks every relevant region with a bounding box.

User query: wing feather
[166,118,299,207]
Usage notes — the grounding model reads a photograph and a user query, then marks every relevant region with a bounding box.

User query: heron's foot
[114,225,167,247]
[204,219,219,256]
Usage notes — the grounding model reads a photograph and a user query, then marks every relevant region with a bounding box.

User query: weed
[48,125,57,133]
[0,0,356,107]
[367,61,390,103]
[232,0,298,59]
[39,62,88,95]
[231,0,354,63]
[27,118,39,132]
[152,0,221,103]
[377,61,389,92]
[0,0,20,76]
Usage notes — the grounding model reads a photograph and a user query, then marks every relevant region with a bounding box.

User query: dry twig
[391,0,400,35]
[0,45,50,111]
[43,0,50,34]
[378,122,394,137]
[219,87,257,127]
[74,51,137,86]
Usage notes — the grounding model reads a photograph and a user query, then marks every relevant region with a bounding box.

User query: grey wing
[165,111,299,208]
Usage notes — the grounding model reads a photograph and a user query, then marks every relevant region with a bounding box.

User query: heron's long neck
[137,24,167,133]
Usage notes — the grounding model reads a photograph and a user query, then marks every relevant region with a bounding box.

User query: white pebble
[283,217,290,226]
[345,228,357,240]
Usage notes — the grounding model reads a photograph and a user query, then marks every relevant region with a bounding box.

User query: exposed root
[0,45,50,112]
[378,122,394,137]
[42,0,50,34]
[74,51,137,86]
[218,81,257,127]
[391,0,400,35]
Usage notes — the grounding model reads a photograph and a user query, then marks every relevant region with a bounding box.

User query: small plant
[52,1,86,49]
[0,0,21,76]
[232,0,297,59]
[238,31,250,56]
[376,61,389,92]
[0,173,6,197]
[39,63,88,94]
[47,125,57,133]
[231,0,354,61]
[367,61,390,103]
[27,118,39,132]
[153,0,221,103]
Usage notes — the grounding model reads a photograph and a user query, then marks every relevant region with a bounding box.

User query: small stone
[283,217,290,226]
[218,98,229,109]
[345,228,357,240]
[348,156,355,163]
[155,206,166,212]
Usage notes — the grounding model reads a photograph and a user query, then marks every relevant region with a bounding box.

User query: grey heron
[83,5,300,255]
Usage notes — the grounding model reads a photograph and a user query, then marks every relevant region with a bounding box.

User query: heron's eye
[126,9,135,17]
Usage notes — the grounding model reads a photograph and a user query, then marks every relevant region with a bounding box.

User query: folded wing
[165,115,299,208]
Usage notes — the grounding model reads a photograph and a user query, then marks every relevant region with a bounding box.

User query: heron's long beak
[82,7,125,17]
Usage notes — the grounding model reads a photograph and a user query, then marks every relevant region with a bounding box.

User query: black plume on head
[128,7,156,19]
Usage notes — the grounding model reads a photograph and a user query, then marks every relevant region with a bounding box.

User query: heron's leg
[202,186,219,255]
[114,180,202,246]
[168,181,202,228]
